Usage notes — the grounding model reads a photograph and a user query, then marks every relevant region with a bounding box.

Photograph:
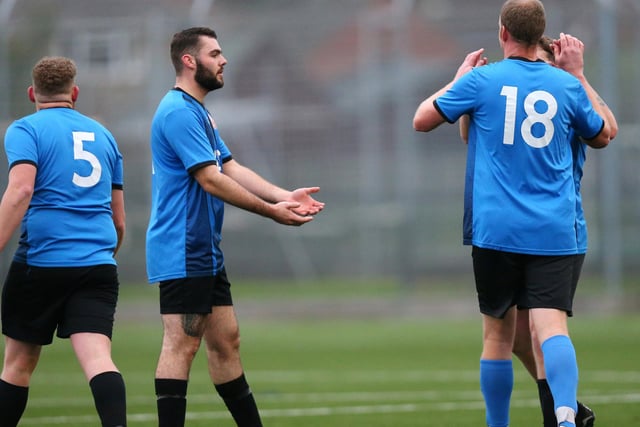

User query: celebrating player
[413,1,613,426]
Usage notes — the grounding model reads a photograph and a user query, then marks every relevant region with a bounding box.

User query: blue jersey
[570,131,588,253]
[4,108,123,266]
[146,89,232,282]
[435,58,604,255]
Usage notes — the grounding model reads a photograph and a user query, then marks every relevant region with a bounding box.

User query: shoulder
[156,91,205,122]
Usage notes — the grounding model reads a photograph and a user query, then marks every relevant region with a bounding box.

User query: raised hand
[552,33,585,78]
[454,48,488,80]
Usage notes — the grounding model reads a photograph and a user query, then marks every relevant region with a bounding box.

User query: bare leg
[0,337,40,426]
[512,309,538,379]
[70,332,119,380]
[156,314,206,380]
[71,333,126,427]
[203,306,243,384]
[204,306,262,427]
[155,313,207,427]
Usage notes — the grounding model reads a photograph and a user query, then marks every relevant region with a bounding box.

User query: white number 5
[500,86,557,148]
[72,131,102,187]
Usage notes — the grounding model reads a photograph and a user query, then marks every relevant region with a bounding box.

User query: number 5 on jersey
[72,131,102,187]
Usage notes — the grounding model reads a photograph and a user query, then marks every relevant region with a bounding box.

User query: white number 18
[500,85,557,148]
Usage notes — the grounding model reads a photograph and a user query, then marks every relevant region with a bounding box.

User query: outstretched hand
[288,187,325,216]
[270,201,314,226]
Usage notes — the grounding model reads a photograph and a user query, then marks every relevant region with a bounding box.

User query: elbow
[588,122,613,149]
[609,123,619,141]
[588,134,611,150]
[115,221,126,237]
[112,213,126,238]
[15,184,35,205]
[413,117,430,132]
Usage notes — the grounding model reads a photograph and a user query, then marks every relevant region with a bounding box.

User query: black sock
[89,371,127,427]
[537,379,556,427]
[156,378,188,427]
[215,373,262,427]
[0,379,29,427]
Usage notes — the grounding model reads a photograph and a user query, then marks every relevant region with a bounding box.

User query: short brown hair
[538,35,555,62]
[500,0,546,46]
[170,27,218,73]
[31,56,76,97]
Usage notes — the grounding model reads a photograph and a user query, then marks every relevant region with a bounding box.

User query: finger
[304,186,320,194]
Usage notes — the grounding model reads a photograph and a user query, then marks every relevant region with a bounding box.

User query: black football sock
[215,373,262,427]
[89,371,127,427]
[156,378,188,427]
[0,378,29,427]
[537,378,557,427]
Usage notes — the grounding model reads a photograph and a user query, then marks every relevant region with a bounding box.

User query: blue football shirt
[435,58,604,255]
[146,89,232,282]
[4,108,124,266]
[570,131,588,253]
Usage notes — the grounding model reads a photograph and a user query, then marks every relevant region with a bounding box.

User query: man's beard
[195,59,224,91]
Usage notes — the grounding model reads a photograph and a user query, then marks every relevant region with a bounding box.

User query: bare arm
[222,159,289,203]
[412,85,453,132]
[413,48,487,133]
[553,33,614,148]
[111,188,125,256]
[223,159,324,216]
[193,163,313,226]
[459,115,470,144]
[0,164,36,252]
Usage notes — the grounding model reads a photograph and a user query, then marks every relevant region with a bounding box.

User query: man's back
[4,108,123,266]
[435,58,604,254]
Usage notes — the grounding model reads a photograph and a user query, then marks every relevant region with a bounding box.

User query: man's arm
[0,164,36,252]
[553,33,614,148]
[412,86,452,132]
[459,115,470,144]
[193,163,313,226]
[413,48,487,133]
[223,159,324,216]
[111,188,125,256]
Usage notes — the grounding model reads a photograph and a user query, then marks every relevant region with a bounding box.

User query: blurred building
[0,0,638,295]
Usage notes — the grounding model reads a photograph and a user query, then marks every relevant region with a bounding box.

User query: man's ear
[182,54,196,70]
[72,85,79,102]
[499,25,508,44]
[28,86,36,103]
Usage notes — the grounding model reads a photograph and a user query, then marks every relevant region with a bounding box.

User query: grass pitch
[4,280,640,426]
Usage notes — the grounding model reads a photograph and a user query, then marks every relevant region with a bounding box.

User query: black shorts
[1,262,119,345]
[159,268,233,315]
[472,247,585,319]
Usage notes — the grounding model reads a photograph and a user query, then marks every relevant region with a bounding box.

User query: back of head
[32,56,76,98]
[170,26,218,73]
[538,35,555,62]
[500,0,546,46]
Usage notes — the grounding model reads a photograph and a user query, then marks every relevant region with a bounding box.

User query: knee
[207,328,241,360]
[2,354,38,386]
[162,335,202,363]
[512,335,532,360]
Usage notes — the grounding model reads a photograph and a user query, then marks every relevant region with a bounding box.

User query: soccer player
[413,1,613,426]
[527,33,616,427]
[460,33,617,427]
[0,56,127,427]
[146,27,324,427]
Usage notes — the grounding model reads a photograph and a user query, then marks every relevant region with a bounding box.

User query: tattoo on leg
[181,313,205,337]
